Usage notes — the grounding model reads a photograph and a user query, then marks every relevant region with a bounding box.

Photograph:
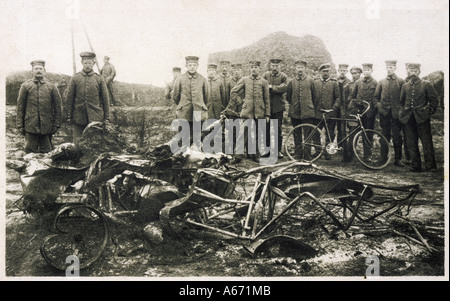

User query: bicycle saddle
[320,109,334,114]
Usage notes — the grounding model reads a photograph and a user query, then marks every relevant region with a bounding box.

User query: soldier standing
[222,63,245,154]
[399,63,438,172]
[206,63,226,119]
[218,60,232,106]
[66,52,110,142]
[314,63,341,159]
[16,60,62,153]
[351,63,378,160]
[263,59,288,158]
[172,56,209,146]
[336,64,352,162]
[342,66,363,162]
[374,60,406,166]
[100,56,117,106]
[165,67,181,102]
[286,60,316,159]
[230,61,271,163]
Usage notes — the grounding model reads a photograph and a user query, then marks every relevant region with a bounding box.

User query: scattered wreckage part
[243,235,318,260]
[41,204,109,271]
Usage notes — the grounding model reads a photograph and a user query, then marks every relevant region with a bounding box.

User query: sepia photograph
[0,0,448,283]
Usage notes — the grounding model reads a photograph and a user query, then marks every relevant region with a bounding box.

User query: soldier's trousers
[72,124,88,142]
[266,111,284,154]
[107,81,116,105]
[361,114,376,158]
[379,112,404,161]
[404,115,436,170]
[25,132,52,153]
[235,119,260,159]
[291,118,315,159]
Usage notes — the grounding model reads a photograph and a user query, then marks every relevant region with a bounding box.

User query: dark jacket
[172,72,209,122]
[100,62,116,84]
[337,77,351,114]
[351,76,378,118]
[344,80,359,115]
[262,71,288,114]
[224,76,244,118]
[66,70,110,126]
[313,77,341,119]
[230,75,271,119]
[16,78,62,135]
[218,73,232,107]
[374,74,405,119]
[286,75,316,120]
[399,77,438,124]
[207,77,226,119]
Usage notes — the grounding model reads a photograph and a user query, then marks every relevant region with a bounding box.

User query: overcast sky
[1,0,448,86]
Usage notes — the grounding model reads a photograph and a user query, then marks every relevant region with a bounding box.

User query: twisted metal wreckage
[9,121,437,271]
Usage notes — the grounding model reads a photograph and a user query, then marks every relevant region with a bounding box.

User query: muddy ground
[4,105,447,278]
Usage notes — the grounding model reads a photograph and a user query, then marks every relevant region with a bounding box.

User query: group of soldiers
[165,56,439,172]
[16,51,439,173]
[16,52,116,153]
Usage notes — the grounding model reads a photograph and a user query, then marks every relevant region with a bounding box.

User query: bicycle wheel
[40,204,109,271]
[353,129,391,169]
[285,124,324,162]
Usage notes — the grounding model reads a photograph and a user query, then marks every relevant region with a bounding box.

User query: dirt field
[4,105,446,278]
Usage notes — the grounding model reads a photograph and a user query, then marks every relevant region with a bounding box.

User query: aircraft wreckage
[8,122,434,271]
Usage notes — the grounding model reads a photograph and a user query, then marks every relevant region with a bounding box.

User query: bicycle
[284,101,392,169]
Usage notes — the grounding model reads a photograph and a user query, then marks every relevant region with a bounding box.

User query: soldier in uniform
[336,64,352,162]
[314,63,341,159]
[172,56,209,147]
[66,52,110,142]
[206,63,226,119]
[218,60,232,106]
[342,66,363,162]
[100,56,117,106]
[16,60,62,153]
[164,67,181,102]
[399,63,439,172]
[351,63,378,160]
[286,60,316,159]
[222,63,245,154]
[263,58,288,158]
[230,60,271,163]
[374,60,406,166]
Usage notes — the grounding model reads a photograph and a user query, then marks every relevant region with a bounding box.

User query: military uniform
[17,62,62,153]
[223,66,244,154]
[286,63,316,158]
[314,67,341,143]
[262,63,288,154]
[399,66,438,171]
[165,67,181,102]
[375,61,406,164]
[230,64,271,159]
[206,64,226,120]
[172,56,209,146]
[342,67,362,162]
[335,64,351,162]
[66,53,110,141]
[100,59,117,105]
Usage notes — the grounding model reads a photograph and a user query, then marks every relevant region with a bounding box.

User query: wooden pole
[71,20,77,75]
[82,20,101,73]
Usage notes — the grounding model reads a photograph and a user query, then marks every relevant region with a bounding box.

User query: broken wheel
[40,204,109,271]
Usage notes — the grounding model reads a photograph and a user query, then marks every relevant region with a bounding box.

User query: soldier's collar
[387,74,397,80]
[321,77,330,82]
[363,76,373,82]
[251,75,261,80]
[81,69,95,76]
[187,72,198,79]
[33,77,46,84]
[220,73,230,78]
[270,71,280,77]
[410,76,421,85]
[296,74,307,80]
[208,76,218,81]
